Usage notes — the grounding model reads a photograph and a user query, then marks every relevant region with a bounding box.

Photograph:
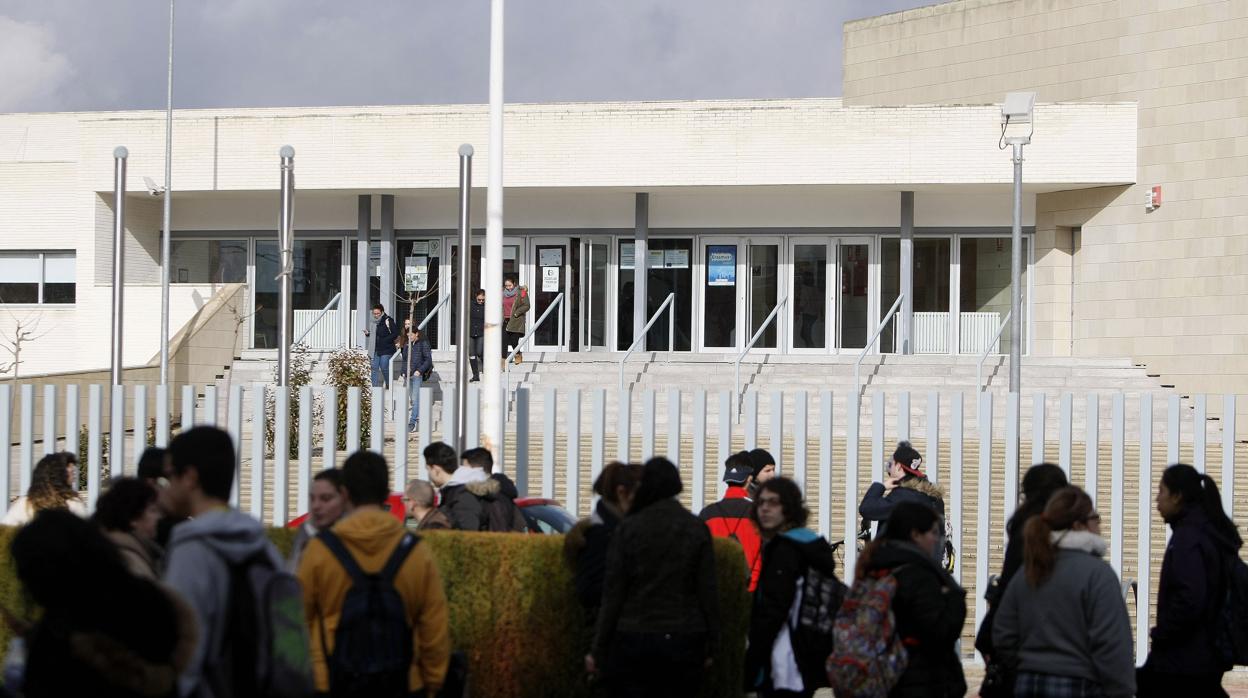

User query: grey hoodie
[163,508,285,698]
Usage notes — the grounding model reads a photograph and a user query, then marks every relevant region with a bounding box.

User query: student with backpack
[992,486,1134,698]
[1137,464,1245,697]
[163,426,312,698]
[745,477,842,698]
[298,450,451,697]
[699,452,764,592]
[461,447,528,533]
[831,501,966,698]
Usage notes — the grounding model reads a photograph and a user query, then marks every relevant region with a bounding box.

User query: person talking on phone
[858,441,945,539]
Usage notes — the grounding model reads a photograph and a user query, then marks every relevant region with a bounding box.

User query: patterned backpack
[826,568,908,698]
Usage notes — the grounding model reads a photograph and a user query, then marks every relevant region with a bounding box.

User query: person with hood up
[13,508,197,698]
[162,426,287,698]
[287,468,345,572]
[1137,463,1243,697]
[564,462,643,621]
[92,477,165,579]
[992,486,1134,698]
[857,500,967,698]
[859,441,945,538]
[588,457,719,697]
[700,452,764,592]
[422,441,486,531]
[745,477,839,698]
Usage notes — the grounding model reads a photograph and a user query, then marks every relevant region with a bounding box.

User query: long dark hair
[1007,463,1069,535]
[1162,464,1242,548]
[592,462,643,507]
[26,452,79,512]
[855,501,940,581]
[629,458,682,514]
[1023,486,1095,586]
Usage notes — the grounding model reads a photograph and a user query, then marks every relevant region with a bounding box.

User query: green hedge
[0,527,747,698]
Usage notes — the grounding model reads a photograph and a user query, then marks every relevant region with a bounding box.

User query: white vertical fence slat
[18,384,34,492]
[155,384,170,448]
[1137,393,1153,666]
[617,389,632,462]
[87,385,103,510]
[1005,392,1020,529]
[371,387,385,453]
[322,387,338,473]
[717,390,733,501]
[1110,393,1124,578]
[181,384,195,430]
[439,388,454,450]
[514,387,530,493]
[1032,392,1046,466]
[950,392,964,584]
[394,389,408,486]
[926,392,939,485]
[1223,395,1236,516]
[871,391,885,482]
[110,387,126,478]
[1059,393,1073,476]
[567,389,582,518]
[132,385,147,467]
[744,392,758,450]
[42,384,56,456]
[975,391,993,648]
[592,389,606,484]
[642,390,656,459]
[273,386,289,527]
[667,390,682,467]
[0,384,11,517]
[844,394,861,578]
[227,385,243,508]
[542,387,557,501]
[1167,395,1181,465]
[1085,395,1099,506]
[65,384,80,458]
[1194,394,1207,473]
[203,385,218,426]
[250,384,266,522]
[418,388,433,463]
[346,388,362,454]
[466,386,481,450]
[898,391,910,444]
[793,391,808,493]
[770,391,784,473]
[818,391,833,539]
[692,390,707,514]
[298,386,313,513]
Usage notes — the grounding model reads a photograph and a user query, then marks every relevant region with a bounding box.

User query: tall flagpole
[481,0,505,464]
[159,0,175,385]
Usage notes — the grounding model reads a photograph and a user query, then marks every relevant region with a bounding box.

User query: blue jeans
[407,374,423,430]
[371,354,392,388]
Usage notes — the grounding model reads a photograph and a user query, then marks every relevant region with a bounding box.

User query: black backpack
[318,531,419,697]
[482,495,528,533]
[1216,552,1248,666]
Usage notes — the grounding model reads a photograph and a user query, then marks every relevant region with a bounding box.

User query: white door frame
[787,236,832,355]
[743,236,787,355]
[527,236,572,352]
[580,236,614,352]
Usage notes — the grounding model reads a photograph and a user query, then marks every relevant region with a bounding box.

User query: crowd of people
[0,429,1243,698]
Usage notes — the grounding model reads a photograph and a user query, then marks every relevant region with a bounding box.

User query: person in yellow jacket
[297,450,451,696]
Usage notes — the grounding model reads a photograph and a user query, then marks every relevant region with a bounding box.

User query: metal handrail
[389,293,452,404]
[734,296,788,414]
[853,294,905,398]
[293,291,341,346]
[505,293,566,406]
[617,293,676,395]
[975,310,1012,393]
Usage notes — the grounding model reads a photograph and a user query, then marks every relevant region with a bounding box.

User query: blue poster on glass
[707,245,736,286]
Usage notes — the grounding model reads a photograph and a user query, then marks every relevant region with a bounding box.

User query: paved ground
[806,668,1248,697]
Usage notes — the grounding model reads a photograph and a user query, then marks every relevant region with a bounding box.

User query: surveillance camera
[143,176,166,197]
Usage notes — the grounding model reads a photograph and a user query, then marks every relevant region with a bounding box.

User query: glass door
[698,238,743,351]
[837,239,871,351]
[789,239,830,353]
[580,238,612,351]
[746,238,784,352]
[254,238,346,349]
[447,237,523,350]
[529,238,570,352]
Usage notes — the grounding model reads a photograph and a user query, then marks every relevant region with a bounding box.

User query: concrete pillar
[380,194,396,330]
[356,195,372,350]
[633,193,649,349]
[899,191,914,355]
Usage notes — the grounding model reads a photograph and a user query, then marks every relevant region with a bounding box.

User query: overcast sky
[1,0,938,113]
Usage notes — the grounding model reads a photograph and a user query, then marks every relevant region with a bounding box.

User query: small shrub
[265,344,321,457]
[324,347,371,450]
[76,424,111,491]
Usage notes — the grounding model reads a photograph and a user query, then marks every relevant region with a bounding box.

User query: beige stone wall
[844,0,1248,399]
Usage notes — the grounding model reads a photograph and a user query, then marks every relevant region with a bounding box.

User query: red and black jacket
[698,486,762,591]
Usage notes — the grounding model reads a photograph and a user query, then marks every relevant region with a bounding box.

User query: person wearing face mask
[855,500,967,698]
[992,486,1134,698]
[287,468,346,572]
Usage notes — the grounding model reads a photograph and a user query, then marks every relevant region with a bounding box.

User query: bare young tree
[0,311,50,385]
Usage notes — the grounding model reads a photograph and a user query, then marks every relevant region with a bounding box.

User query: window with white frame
[0,252,76,304]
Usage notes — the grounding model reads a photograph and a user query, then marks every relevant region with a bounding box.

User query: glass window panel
[959,237,1029,354]
[172,240,247,283]
[42,253,76,283]
[703,244,737,348]
[0,254,40,283]
[748,244,779,349]
[42,283,75,304]
[793,244,827,349]
[838,243,869,349]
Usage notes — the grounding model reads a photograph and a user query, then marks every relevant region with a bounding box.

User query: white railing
[2,381,1240,667]
[960,311,1003,354]
[913,311,948,354]
[293,292,342,347]
[976,310,1012,393]
[734,297,787,415]
[617,293,675,394]
[292,308,357,349]
[853,294,904,397]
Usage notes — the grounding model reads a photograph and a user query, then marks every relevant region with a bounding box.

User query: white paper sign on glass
[542,266,560,292]
[665,249,689,269]
[539,248,563,268]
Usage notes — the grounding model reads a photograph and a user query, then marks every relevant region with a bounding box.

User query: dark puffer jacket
[864,540,967,698]
[859,477,946,538]
[1145,506,1242,676]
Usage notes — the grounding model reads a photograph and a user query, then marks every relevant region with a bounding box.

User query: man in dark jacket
[423,442,485,531]
[368,303,401,388]
[698,452,762,591]
[399,328,433,433]
[461,447,526,532]
[468,289,484,382]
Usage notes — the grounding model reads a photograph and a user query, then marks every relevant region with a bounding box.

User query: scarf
[503,287,519,298]
[1051,529,1108,557]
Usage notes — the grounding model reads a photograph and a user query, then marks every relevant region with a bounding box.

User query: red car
[287,494,577,535]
